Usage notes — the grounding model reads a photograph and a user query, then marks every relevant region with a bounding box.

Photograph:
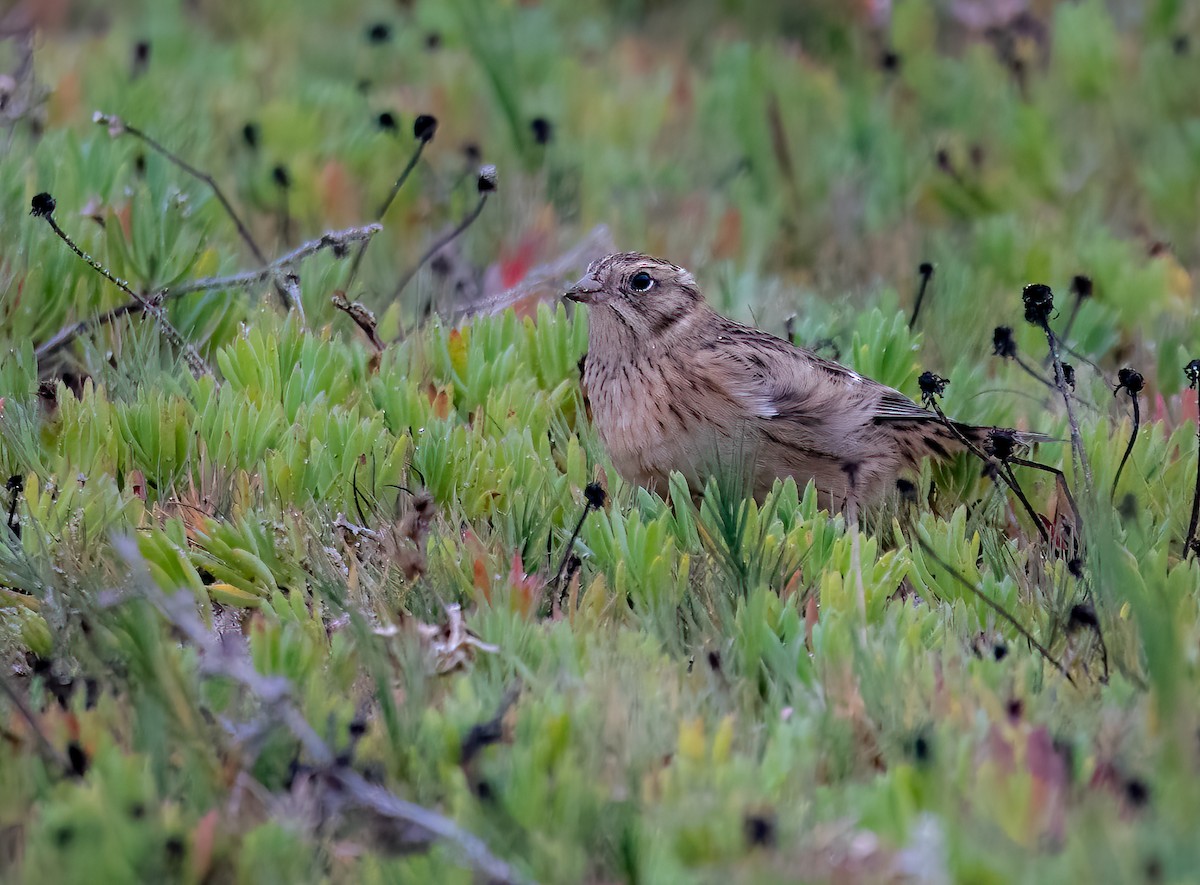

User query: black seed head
[242,122,260,149]
[1070,274,1093,298]
[918,261,934,277]
[1061,362,1076,389]
[1068,602,1099,631]
[530,116,554,145]
[349,719,368,737]
[1172,34,1189,55]
[1116,367,1144,396]
[1124,777,1150,808]
[463,143,482,163]
[1006,698,1023,719]
[706,650,721,672]
[425,31,442,50]
[935,148,954,172]
[992,325,1017,359]
[992,641,1008,661]
[476,164,498,193]
[986,428,1018,461]
[366,22,392,44]
[30,192,56,218]
[880,49,901,72]
[1022,283,1055,326]
[413,114,438,143]
[377,111,398,132]
[583,482,606,510]
[910,730,933,763]
[67,741,88,777]
[1185,359,1200,389]
[1068,557,1084,579]
[272,165,291,189]
[918,371,949,405]
[132,40,151,68]
[743,813,776,848]
[165,836,185,861]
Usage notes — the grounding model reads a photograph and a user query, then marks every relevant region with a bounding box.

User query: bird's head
[564,252,704,338]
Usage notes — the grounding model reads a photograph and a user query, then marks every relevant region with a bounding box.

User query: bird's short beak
[563,272,602,304]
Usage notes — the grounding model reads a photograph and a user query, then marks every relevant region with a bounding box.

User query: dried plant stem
[927,401,1052,546]
[393,194,489,301]
[138,583,528,885]
[915,537,1076,687]
[1008,455,1082,532]
[36,224,381,360]
[1013,353,1055,388]
[1185,365,1200,559]
[0,674,73,775]
[38,212,212,378]
[343,139,429,289]
[97,113,306,313]
[1111,388,1141,500]
[908,262,934,328]
[1042,324,1093,491]
[552,485,607,596]
[108,116,268,265]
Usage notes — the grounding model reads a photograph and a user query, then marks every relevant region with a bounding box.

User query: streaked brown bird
[565,252,1031,509]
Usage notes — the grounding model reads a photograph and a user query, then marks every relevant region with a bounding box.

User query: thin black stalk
[376,137,429,220]
[344,139,429,289]
[992,326,1054,388]
[1057,275,1092,350]
[1007,455,1083,535]
[908,262,934,327]
[1110,369,1144,501]
[97,113,268,265]
[553,483,606,597]
[915,537,1076,687]
[1013,353,1055,388]
[920,382,1051,546]
[1184,360,1200,558]
[1024,284,1093,491]
[393,194,488,302]
[31,194,211,378]
[0,675,73,776]
[36,224,380,359]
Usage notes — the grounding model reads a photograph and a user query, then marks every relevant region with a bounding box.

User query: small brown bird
[565,252,1028,508]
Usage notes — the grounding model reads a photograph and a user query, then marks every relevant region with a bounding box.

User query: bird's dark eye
[629,271,654,292]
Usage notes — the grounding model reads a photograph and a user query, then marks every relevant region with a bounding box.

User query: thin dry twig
[36,224,382,359]
[1024,284,1093,491]
[914,536,1076,688]
[0,673,73,776]
[395,166,496,304]
[918,372,1052,546]
[109,541,527,885]
[1184,359,1200,559]
[30,193,212,378]
[343,115,437,289]
[93,111,267,265]
[93,111,306,315]
[1110,368,1144,500]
